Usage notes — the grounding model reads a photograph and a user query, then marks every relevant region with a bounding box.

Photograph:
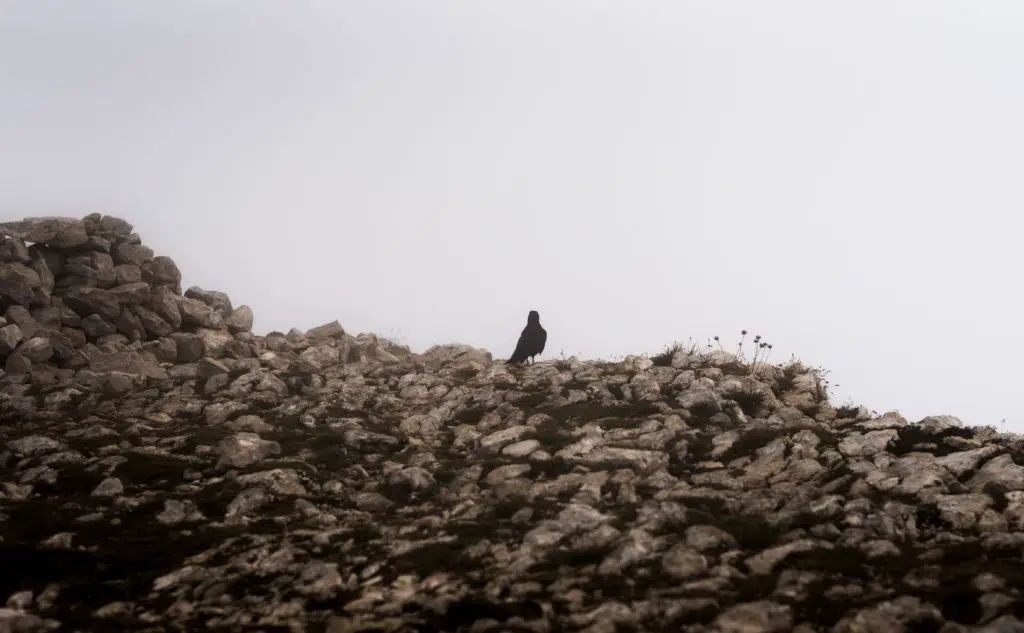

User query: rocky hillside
[3,216,1024,633]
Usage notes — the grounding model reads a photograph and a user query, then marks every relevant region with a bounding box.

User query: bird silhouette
[507,310,547,365]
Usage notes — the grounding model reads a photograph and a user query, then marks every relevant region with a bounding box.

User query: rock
[147,287,182,329]
[184,286,232,316]
[0,608,51,633]
[0,217,88,248]
[4,306,38,339]
[91,477,124,497]
[831,595,943,632]
[970,454,1024,492]
[104,371,146,394]
[90,215,134,238]
[195,328,233,357]
[661,543,708,580]
[116,306,146,342]
[485,463,531,486]
[196,357,230,380]
[113,264,143,285]
[597,527,656,575]
[0,262,42,306]
[347,491,390,513]
[387,467,437,495]
[175,296,220,329]
[503,439,540,457]
[143,336,177,364]
[107,282,151,305]
[143,256,181,291]
[745,540,828,575]
[713,601,793,633]
[480,425,532,453]
[12,337,52,363]
[935,493,991,530]
[421,343,493,369]
[937,445,999,477]
[7,435,66,455]
[170,333,203,363]
[30,306,61,330]
[0,236,30,263]
[61,287,121,322]
[156,500,206,525]
[216,432,282,469]
[31,248,64,280]
[85,346,168,380]
[36,329,74,363]
[305,320,345,342]
[0,324,23,359]
[838,429,897,457]
[113,242,154,267]
[4,351,33,375]
[80,314,118,340]
[576,447,668,473]
[132,305,174,338]
[686,524,739,552]
[224,305,254,333]
[28,251,55,300]
[62,252,116,287]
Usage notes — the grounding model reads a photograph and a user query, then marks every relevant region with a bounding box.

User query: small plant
[727,388,767,416]
[650,338,722,367]
[553,349,577,371]
[749,341,774,376]
[808,365,838,402]
[552,358,573,371]
[733,330,748,358]
[711,330,775,375]
[379,327,408,348]
[835,400,861,419]
[651,341,684,367]
[652,330,844,403]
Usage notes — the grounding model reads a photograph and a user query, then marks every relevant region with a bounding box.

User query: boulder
[113,242,154,267]
[0,236,30,263]
[225,305,254,333]
[108,281,152,305]
[62,252,116,288]
[305,320,346,342]
[175,296,221,329]
[85,345,168,380]
[0,262,42,306]
[0,217,89,248]
[185,286,233,316]
[144,255,182,292]
[61,287,122,322]
[0,324,23,359]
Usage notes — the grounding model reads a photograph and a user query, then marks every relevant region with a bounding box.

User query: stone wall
[0,214,255,380]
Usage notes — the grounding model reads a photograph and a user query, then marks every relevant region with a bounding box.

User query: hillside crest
[2,215,1024,633]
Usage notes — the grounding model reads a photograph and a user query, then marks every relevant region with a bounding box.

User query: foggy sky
[2,1,1023,430]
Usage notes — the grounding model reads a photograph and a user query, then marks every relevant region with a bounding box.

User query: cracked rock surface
[4,216,1024,633]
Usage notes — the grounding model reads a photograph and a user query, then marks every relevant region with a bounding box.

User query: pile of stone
[0,214,258,380]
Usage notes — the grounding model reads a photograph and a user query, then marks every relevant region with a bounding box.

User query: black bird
[507,310,547,365]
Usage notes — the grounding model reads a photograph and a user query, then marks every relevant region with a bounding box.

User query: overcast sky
[2,1,1023,430]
